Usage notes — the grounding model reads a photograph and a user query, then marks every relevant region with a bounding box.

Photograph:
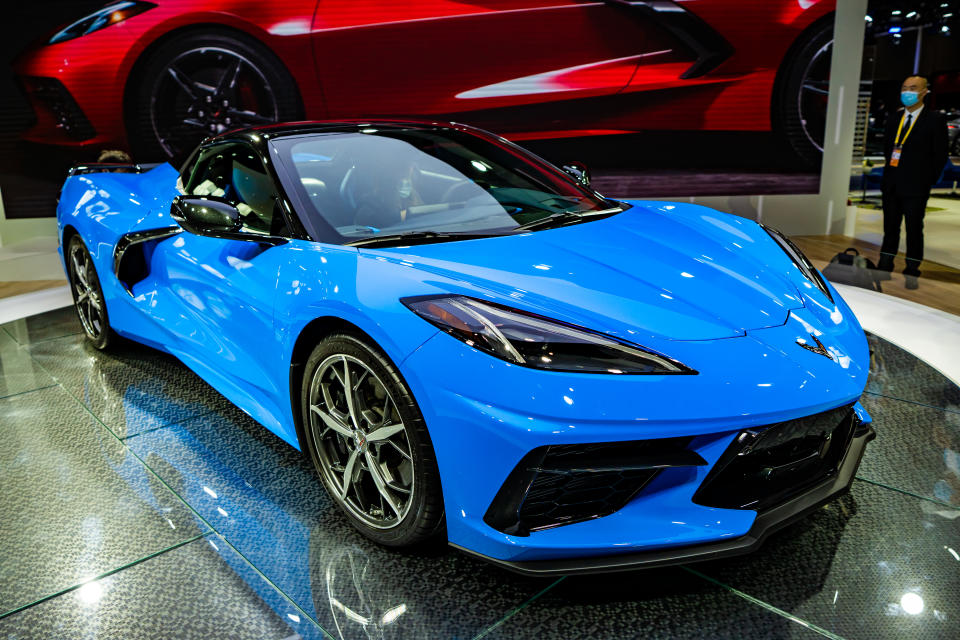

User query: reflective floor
[1,308,958,639]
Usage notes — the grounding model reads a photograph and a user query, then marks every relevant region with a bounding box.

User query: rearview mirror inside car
[562,161,591,187]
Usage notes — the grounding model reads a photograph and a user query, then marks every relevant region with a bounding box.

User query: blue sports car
[57,120,873,574]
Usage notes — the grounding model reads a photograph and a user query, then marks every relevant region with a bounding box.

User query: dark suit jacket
[882,106,949,197]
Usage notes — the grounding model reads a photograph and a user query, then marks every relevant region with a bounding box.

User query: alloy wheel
[149,47,279,159]
[69,242,105,341]
[797,40,833,153]
[308,354,415,529]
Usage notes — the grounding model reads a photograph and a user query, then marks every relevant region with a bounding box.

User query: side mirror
[561,161,591,187]
[170,196,241,237]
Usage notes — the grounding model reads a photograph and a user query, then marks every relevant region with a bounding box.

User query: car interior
[283,133,523,237]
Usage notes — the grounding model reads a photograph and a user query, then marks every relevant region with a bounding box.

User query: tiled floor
[0,309,957,639]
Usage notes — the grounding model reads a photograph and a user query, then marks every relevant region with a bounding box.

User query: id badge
[890,146,901,167]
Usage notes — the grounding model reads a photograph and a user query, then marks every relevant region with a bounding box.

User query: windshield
[270,127,619,244]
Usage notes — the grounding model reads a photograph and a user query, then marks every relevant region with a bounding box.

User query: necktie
[900,114,912,144]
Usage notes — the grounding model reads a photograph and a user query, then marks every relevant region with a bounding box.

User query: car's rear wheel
[301,334,445,546]
[775,17,834,168]
[130,30,302,163]
[66,235,112,350]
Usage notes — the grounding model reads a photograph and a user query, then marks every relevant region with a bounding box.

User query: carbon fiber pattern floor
[0,309,957,639]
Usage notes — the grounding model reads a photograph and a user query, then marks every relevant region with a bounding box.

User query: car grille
[484,437,705,536]
[693,403,859,511]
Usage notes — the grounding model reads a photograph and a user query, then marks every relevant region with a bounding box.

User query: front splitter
[451,425,875,576]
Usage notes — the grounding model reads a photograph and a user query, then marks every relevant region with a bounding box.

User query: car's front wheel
[66,235,112,350]
[301,334,445,546]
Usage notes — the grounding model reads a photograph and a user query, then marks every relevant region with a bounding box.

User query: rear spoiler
[68,162,162,176]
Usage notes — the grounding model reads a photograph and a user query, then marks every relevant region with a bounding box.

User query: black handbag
[821,247,883,292]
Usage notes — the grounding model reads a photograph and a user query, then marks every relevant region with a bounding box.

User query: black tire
[66,235,112,350]
[300,333,445,547]
[774,17,834,168]
[129,29,302,163]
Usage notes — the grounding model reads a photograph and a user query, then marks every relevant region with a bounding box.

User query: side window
[184,143,288,236]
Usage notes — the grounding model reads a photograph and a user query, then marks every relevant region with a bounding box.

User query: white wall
[0,187,59,248]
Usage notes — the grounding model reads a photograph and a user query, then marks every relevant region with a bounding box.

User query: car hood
[358,203,805,342]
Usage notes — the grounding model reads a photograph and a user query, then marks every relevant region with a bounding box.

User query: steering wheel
[441,179,480,202]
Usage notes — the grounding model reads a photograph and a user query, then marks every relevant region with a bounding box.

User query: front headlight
[763,225,834,303]
[49,2,156,45]
[402,295,695,375]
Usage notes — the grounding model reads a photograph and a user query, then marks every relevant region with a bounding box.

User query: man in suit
[879,75,949,289]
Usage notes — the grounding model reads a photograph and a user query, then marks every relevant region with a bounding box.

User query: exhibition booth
[1,2,958,639]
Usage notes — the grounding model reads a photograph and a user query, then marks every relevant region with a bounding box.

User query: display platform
[0,306,958,639]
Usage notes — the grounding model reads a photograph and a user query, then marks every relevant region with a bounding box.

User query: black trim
[762,224,834,303]
[69,163,162,176]
[604,1,734,79]
[534,448,707,474]
[454,425,874,576]
[112,226,182,295]
[483,448,548,535]
[166,217,289,247]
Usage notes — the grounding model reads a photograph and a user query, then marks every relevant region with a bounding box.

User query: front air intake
[484,437,706,536]
[693,404,860,511]
[24,77,96,141]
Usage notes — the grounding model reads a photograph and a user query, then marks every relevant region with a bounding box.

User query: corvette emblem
[796,334,833,360]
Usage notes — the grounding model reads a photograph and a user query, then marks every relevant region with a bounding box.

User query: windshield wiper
[345,205,625,246]
[345,231,498,248]
[512,206,624,232]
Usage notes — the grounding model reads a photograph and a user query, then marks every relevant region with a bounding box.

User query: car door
[309,1,679,136]
[150,141,292,419]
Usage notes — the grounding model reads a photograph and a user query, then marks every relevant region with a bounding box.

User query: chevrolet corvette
[57,120,873,574]
[19,0,835,165]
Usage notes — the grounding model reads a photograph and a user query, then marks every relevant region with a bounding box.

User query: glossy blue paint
[57,155,870,565]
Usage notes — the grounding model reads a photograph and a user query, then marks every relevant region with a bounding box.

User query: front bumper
[400,299,871,565]
[453,422,874,576]
[14,34,131,149]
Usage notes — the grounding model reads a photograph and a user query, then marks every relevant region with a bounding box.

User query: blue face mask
[901,91,920,107]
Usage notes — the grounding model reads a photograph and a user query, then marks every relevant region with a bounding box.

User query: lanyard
[895,111,919,146]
